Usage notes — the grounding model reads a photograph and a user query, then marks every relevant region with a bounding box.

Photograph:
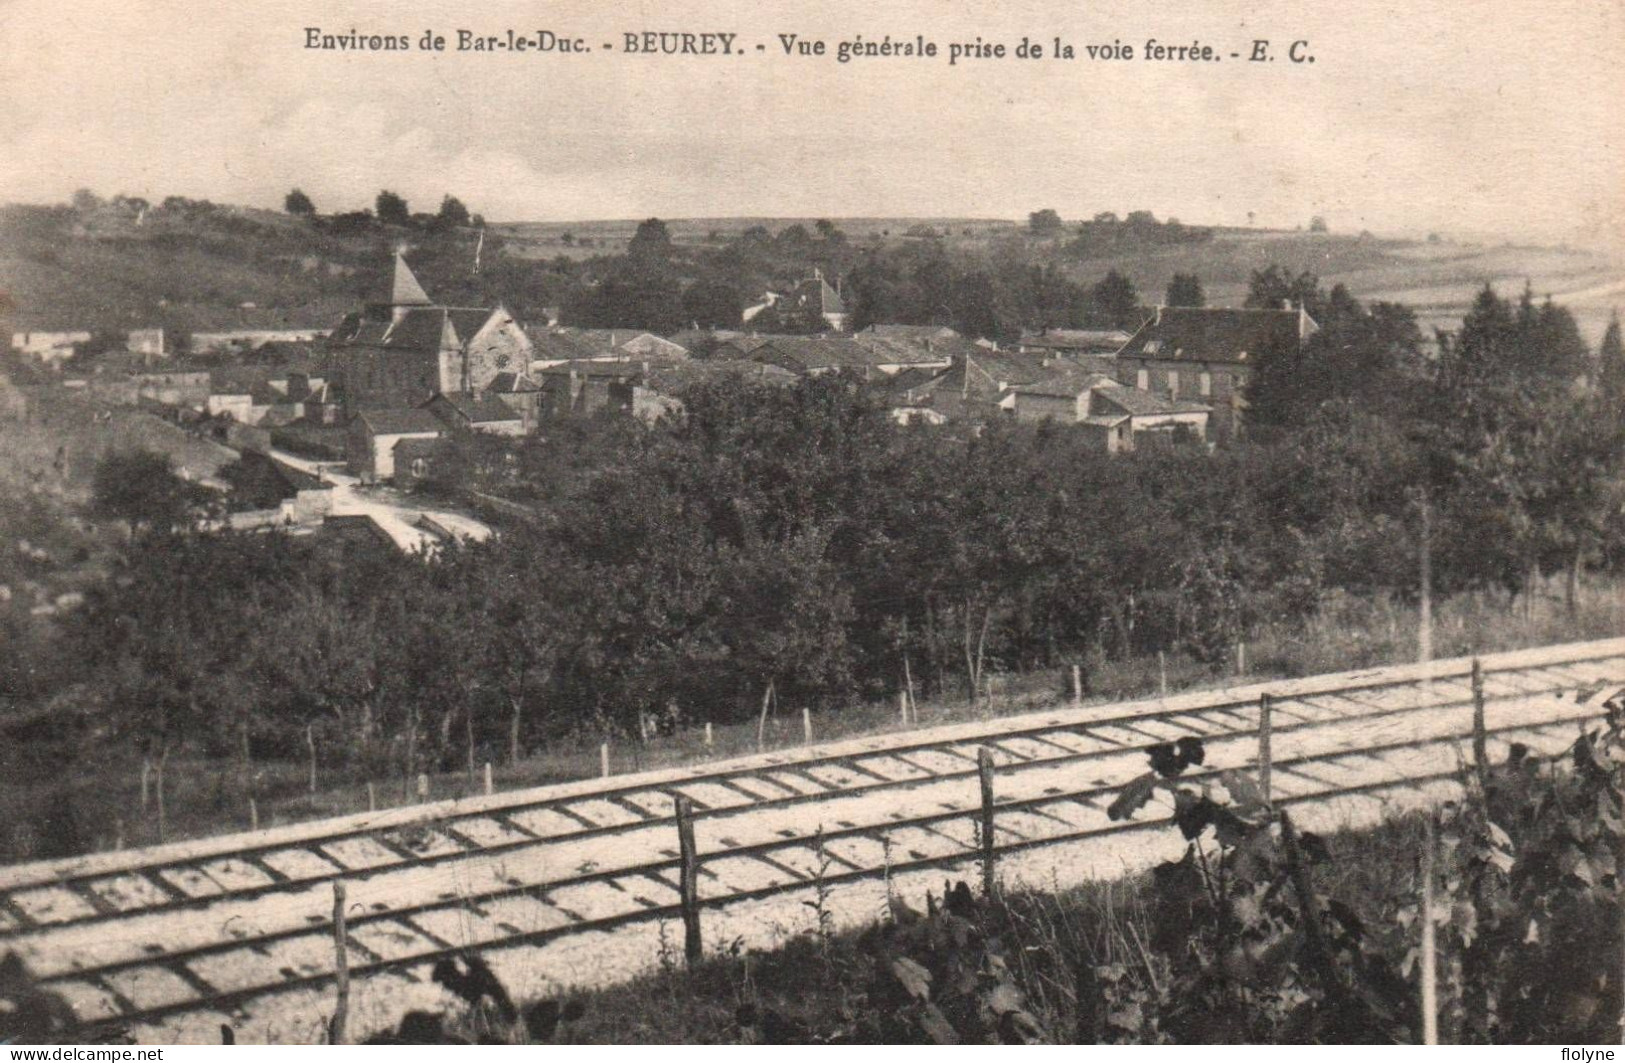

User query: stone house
[347,407,444,483]
[1113,306,1318,441]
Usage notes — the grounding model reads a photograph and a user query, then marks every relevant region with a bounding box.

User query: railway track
[3,637,1622,1043]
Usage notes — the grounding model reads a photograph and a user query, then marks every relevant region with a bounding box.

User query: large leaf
[1108,771,1160,821]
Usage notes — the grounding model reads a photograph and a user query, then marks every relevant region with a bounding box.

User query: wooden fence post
[673,794,703,966]
[483,761,494,796]
[1419,496,1433,667]
[1237,641,1247,676]
[1259,693,1274,812]
[366,782,376,813]
[1420,815,1439,1045]
[978,747,997,899]
[803,707,813,745]
[248,797,258,832]
[416,773,428,803]
[704,721,713,747]
[1471,657,1489,795]
[900,690,910,727]
[329,882,350,1045]
[1071,664,1082,706]
[1158,651,1168,696]
[600,742,610,778]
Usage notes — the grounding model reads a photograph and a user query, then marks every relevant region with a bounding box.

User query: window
[1136,369,1149,390]
[1200,371,1212,396]
[411,457,428,479]
[1167,370,1179,396]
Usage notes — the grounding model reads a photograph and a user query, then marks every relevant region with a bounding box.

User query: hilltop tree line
[15,280,1624,811]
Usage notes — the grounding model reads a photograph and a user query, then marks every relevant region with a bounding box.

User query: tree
[815,218,847,244]
[680,280,743,329]
[628,217,673,262]
[284,189,316,216]
[375,190,410,226]
[1165,273,1206,308]
[90,450,215,537]
[1028,209,1063,236]
[1599,312,1625,406]
[1245,264,1324,319]
[1309,215,1329,233]
[71,189,101,211]
[437,195,471,227]
[1090,270,1142,329]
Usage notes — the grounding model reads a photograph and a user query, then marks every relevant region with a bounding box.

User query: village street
[269,449,493,552]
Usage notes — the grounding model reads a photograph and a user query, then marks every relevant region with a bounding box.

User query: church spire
[389,250,432,307]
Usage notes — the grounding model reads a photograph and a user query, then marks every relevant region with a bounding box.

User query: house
[484,371,544,432]
[347,407,445,483]
[526,329,599,370]
[326,253,533,411]
[12,331,91,366]
[748,336,944,379]
[222,449,334,526]
[189,328,330,356]
[125,329,165,361]
[535,360,644,418]
[750,271,849,333]
[891,350,1054,421]
[635,361,798,423]
[129,369,210,408]
[1113,305,1319,441]
[615,333,688,361]
[1009,372,1210,452]
[1015,329,1132,356]
[422,391,527,436]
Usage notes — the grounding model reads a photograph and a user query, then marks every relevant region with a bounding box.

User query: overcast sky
[1,0,1620,243]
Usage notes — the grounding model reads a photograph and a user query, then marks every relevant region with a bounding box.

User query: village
[1,244,1296,554]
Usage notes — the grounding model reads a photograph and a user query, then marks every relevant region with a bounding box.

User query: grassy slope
[6,199,1619,339]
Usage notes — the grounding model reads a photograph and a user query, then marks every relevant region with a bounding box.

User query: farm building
[346,407,444,483]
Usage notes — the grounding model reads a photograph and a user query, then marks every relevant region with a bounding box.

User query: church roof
[389,252,433,306]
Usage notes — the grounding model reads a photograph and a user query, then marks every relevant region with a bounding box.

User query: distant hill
[4,200,1620,344]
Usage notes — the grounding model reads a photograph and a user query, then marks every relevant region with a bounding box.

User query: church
[325,252,533,413]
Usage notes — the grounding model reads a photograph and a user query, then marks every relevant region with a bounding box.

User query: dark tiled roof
[526,329,598,362]
[643,361,798,392]
[355,408,444,436]
[1117,307,1315,365]
[1091,385,1210,417]
[430,391,523,424]
[1008,371,1119,399]
[385,309,452,352]
[752,337,881,372]
[536,359,646,379]
[1018,329,1132,351]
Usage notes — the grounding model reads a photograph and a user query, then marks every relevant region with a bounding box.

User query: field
[6,196,1621,343]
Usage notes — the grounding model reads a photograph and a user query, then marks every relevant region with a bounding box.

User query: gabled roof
[1090,385,1210,417]
[862,324,961,342]
[426,391,524,424]
[1018,329,1132,352]
[535,359,646,379]
[752,337,881,372]
[525,329,599,363]
[1117,307,1316,365]
[1008,371,1120,399]
[788,274,846,317]
[355,407,444,436]
[642,361,799,393]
